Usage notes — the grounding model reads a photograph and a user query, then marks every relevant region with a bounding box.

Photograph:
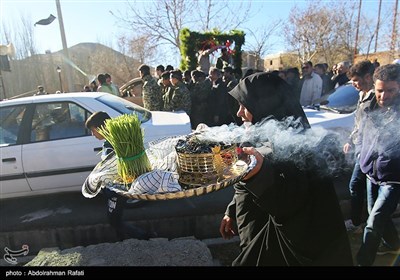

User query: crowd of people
[31,54,399,266]
[134,58,400,266]
[135,63,243,129]
[346,62,400,266]
[219,60,400,267]
[219,72,354,266]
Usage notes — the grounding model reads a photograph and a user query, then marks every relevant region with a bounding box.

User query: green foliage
[179,28,245,71]
[98,114,152,183]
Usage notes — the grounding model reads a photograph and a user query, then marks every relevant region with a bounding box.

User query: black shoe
[376,244,400,255]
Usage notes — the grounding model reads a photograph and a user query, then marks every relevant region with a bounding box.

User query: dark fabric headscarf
[229,72,310,128]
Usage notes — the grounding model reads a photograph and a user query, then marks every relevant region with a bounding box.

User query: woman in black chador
[220,72,353,266]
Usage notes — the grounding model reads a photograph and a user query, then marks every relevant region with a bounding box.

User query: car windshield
[96,94,151,122]
[320,84,359,114]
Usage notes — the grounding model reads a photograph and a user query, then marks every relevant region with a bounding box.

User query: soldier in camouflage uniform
[163,84,174,111]
[160,71,172,101]
[138,64,164,111]
[164,70,191,115]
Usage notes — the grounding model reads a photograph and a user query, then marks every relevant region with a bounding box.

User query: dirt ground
[208,216,400,266]
[348,216,400,266]
[207,239,241,266]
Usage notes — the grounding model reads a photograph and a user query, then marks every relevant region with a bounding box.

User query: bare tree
[282,1,349,65]
[19,15,38,58]
[118,34,157,65]
[110,0,251,61]
[1,21,12,48]
[1,13,44,96]
[1,13,38,59]
[244,20,283,68]
[283,0,358,65]
[283,0,398,67]
[196,0,251,32]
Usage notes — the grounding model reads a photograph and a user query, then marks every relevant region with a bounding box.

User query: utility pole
[56,66,63,92]
[390,0,399,61]
[374,0,382,54]
[0,69,6,99]
[354,0,362,64]
[55,0,73,92]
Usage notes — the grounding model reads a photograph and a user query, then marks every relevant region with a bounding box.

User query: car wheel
[125,198,146,208]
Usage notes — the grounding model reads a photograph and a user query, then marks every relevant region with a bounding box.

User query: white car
[0,92,191,199]
[304,83,359,139]
[303,83,360,171]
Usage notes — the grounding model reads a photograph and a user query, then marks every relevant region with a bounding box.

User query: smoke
[195,117,349,177]
[361,108,400,159]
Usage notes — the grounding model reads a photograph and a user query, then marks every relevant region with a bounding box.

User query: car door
[0,105,31,196]
[22,101,102,193]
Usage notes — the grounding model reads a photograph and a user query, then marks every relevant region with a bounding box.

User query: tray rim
[111,156,255,201]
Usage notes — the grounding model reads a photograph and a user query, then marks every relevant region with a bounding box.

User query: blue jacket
[359,97,400,185]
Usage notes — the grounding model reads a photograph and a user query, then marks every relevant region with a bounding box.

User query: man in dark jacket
[356,63,400,266]
[342,60,375,232]
[219,72,353,266]
[207,67,231,126]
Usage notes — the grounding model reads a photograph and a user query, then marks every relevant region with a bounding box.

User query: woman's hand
[343,142,352,154]
[219,215,236,240]
[241,147,264,180]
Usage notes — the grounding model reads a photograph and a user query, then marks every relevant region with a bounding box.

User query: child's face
[90,127,104,140]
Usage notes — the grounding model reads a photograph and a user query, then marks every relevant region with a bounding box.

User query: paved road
[1,174,354,257]
[3,173,400,267]
[348,217,400,266]
[1,187,236,232]
[1,174,352,232]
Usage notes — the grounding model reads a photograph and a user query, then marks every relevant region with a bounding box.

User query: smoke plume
[195,117,349,177]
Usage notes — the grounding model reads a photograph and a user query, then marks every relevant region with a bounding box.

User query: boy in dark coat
[85,111,153,241]
[219,73,353,266]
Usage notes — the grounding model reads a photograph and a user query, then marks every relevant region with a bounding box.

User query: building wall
[263,55,283,72]
[241,52,264,70]
[354,51,400,65]
[263,52,300,71]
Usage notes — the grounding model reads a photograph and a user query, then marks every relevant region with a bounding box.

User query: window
[97,94,151,123]
[0,105,27,146]
[30,102,90,142]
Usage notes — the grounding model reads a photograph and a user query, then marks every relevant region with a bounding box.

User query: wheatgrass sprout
[98,114,152,183]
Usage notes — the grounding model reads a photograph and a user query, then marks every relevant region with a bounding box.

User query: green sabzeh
[98,114,152,184]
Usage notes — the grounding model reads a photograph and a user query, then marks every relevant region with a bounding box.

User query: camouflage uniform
[157,78,165,94]
[142,75,163,111]
[163,81,191,115]
[161,83,171,99]
[162,85,174,111]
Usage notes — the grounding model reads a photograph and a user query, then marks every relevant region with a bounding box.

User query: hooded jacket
[225,72,353,266]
